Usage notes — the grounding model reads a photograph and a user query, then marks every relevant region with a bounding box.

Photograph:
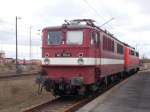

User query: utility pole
[30,26,32,62]
[37,29,41,59]
[15,16,21,73]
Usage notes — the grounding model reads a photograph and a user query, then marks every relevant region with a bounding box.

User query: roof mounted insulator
[64,19,70,25]
[64,19,96,27]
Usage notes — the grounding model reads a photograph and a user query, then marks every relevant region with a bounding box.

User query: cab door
[90,31,100,65]
[90,31,97,65]
[90,30,101,80]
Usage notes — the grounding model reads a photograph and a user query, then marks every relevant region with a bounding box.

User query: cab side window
[90,32,95,45]
[95,32,100,47]
[103,35,114,52]
[90,32,100,47]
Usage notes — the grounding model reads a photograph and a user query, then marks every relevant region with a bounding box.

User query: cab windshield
[66,31,83,45]
[47,31,61,45]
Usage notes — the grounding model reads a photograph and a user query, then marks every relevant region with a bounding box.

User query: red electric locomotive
[36,19,140,96]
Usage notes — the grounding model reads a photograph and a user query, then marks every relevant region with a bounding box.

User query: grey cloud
[131,0,150,14]
[33,0,87,24]
[0,18,7,24]
[47,1,84,17]
[0,29,41,46]
[0,20,15,43]
[0,19,4,23]
[0,31,15,43]
[129,24,150,32]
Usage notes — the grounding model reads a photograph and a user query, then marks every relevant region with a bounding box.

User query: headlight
[44,58,50,65]
[77,58,84,65]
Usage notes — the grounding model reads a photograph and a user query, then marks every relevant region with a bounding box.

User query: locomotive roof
[43,25,124,44]
[42,19,137,52]
[42,24,93,30]
[123,43,136,50]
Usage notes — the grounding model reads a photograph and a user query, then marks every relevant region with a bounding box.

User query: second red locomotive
[36,19,139,96]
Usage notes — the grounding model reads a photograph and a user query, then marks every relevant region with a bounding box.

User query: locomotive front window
[66,31,83,45]
[47,31,61,45]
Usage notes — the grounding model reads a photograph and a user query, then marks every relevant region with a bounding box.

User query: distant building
[0,51,5,64]
[31,59,41,65]
[0,51,5,58]
[0,51,15,64]
[5,58,14,63]
[17,59,41,65]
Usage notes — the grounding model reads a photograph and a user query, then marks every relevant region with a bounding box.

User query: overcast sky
[0,0,150,59]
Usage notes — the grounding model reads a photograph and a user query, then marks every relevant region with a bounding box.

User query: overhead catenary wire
[99,18,114,27]
[83,0,114,29]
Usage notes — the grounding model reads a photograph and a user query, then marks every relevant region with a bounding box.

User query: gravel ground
[0,75,55,112]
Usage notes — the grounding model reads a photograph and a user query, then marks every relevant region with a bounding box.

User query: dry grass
[0,64,41,76]
[0,64,16,74]
[0,75,55,112]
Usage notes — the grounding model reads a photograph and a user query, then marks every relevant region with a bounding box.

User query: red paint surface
[43,66,95,84]
[100,64,124,77]
[124,46,140,71]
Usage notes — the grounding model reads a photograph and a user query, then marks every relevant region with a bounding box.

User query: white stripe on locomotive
[41,58,124,65]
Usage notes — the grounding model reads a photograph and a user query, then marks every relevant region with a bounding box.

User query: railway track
[22,80,121,112]
[23,83,118,112]
[0,72,38,80]
[23,95,99,112]
[21,93,99,112]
